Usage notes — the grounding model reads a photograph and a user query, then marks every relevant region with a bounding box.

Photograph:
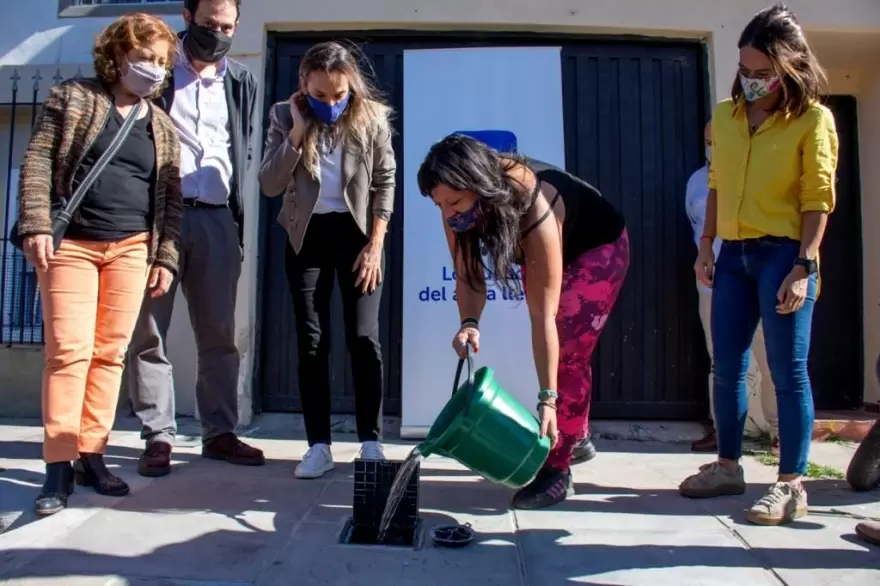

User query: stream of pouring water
[376,447,424,543]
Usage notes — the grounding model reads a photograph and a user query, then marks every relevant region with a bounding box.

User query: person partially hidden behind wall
[259,41,396,478]
[16,13,183,515]
[679,3,839,526]
[686,120,779,456]
[127,0,265,477]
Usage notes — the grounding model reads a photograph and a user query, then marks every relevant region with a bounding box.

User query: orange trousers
[39,233,151,463]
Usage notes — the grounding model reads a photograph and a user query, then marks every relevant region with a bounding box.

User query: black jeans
[285,212,384,446]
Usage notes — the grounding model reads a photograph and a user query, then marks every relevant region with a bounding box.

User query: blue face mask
[307,94,350,125]
[446,202,481,232]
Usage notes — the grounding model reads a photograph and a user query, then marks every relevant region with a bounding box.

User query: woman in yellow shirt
[678,4,838,526]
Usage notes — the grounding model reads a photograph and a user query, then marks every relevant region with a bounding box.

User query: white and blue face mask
[740,74,781,102]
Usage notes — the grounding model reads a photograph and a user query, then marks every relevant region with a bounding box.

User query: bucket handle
[452,342,476,417]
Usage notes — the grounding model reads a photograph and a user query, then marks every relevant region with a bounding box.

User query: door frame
[812,94,864,409]
[252,30,711,415]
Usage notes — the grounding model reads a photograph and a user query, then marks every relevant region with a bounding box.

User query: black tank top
[519,158,626,266]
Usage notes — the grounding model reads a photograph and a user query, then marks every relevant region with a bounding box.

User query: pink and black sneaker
[512,467,575,510]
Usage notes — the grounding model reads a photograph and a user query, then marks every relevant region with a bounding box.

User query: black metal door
[561,44,709,419]
[257,38,405,414]
[810,95,863,409]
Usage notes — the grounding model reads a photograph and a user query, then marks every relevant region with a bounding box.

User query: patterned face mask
[740,74,781,102]
[446,202,481,232]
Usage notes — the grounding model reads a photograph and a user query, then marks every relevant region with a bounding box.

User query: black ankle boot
[73,453,130,497]
[35,461,74,516]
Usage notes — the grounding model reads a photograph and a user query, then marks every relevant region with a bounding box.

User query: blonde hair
[298,42,393,179]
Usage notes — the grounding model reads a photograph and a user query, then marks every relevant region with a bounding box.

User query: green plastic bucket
[418,345,550,489]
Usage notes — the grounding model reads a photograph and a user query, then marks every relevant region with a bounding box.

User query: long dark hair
[732,3,827,117]
[417,134,531,293]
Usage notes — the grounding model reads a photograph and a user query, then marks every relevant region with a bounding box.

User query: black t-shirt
[525,158,626,266]
[66,109,156,241]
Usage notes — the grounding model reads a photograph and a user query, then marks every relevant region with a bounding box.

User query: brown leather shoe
[855,521,880,546]
[202,433,265,466]
[769,436,780,457]
[691,428,718,453]
[138,441,172,478]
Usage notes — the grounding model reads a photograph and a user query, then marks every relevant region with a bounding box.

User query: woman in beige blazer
[259,41,396,479]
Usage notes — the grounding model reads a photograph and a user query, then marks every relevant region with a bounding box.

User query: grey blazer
[258,100,396,254]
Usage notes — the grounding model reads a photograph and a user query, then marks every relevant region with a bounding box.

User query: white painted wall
[0,2,184,67]
[0,0,878,420]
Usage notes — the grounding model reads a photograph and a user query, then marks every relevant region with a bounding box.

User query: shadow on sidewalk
[1,523,878,584]
[3,437,878,528]
[3,431,880,583]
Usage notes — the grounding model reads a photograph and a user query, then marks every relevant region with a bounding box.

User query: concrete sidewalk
[1,417,879,586]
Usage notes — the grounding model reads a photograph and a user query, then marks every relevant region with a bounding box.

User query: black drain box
[347,458,420,546]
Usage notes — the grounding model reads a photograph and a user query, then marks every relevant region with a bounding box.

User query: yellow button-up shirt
[708,98,839,241]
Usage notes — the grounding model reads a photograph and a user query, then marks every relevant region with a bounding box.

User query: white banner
[400,47,566,436]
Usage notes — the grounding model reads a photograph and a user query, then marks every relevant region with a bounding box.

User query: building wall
[0,0,878,418]
[858,74,880,402]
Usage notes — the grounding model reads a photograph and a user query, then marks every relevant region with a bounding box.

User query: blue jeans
[711,237,818,475]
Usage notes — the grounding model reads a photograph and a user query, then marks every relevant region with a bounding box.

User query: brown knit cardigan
[17,78,183,272]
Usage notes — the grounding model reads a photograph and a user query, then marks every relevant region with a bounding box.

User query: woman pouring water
[418,134,629,509]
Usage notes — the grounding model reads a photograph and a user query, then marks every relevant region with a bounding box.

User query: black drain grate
[339,516,423,547]
[342,459,420,546]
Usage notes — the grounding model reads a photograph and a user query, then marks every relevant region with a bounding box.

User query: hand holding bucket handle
[452,342,476,417]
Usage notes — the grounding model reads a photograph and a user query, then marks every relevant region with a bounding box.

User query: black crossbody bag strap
[50,101,144,250]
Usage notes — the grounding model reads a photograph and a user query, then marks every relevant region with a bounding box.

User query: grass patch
[746,450,779,467]
[742,449,845,479]
[806,462,845,479]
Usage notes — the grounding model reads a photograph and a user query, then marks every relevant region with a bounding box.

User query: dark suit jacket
[156,52,256,246]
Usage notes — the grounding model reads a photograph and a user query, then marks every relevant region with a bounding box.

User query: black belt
[183,199,227,209]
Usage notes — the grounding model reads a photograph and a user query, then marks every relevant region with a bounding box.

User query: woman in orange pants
[16,13,182,515]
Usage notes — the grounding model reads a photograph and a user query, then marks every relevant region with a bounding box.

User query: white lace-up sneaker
[295,444,334,479]
[747,481,807,525]
[358,441,386,461]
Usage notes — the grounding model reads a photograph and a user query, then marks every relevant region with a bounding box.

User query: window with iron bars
[59,0,182,18]
[0,68,87,345]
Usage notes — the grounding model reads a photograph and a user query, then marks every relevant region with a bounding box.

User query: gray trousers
[127,207,242,444]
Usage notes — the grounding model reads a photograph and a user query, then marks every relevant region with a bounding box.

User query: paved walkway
[1,417,878,586]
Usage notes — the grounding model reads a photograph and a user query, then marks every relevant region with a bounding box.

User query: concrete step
[813,409,879,442]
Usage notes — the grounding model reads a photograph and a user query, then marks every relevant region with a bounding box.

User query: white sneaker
[358,441,386,461]
[295,444,334,479]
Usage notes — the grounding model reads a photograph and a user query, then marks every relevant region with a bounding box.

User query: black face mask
[184,22,232,63]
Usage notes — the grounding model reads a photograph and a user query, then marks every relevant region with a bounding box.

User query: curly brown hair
[93,13,178,97]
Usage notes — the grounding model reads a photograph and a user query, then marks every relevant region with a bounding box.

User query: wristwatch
[794,257,818,275]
